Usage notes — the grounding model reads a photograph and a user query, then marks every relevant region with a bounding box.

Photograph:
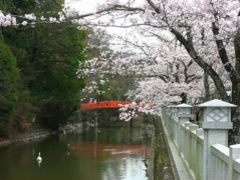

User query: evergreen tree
[1,0,88,131]
[0,37,19,136]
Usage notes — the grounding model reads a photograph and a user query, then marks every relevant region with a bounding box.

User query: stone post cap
[176,103,192,108]
[197,99,237,108]
[197,99,236,129]
[177,103,192,118]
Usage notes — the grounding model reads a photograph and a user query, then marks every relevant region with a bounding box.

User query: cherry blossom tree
[1,0,240,142]
[73,0,240,142]
[80,0,240,143]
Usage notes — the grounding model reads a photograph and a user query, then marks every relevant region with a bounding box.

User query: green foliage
[32,23,87,129]
[0,0,88,131]
[0,40,19,135]
[0,0,36,13]
[0,0,63,14]
[152,116,174,179]
[98,77,134,101]
[4,23,88,129]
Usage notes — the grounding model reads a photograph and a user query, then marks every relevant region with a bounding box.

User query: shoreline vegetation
[0,123,83,148]
[0,125,54,148]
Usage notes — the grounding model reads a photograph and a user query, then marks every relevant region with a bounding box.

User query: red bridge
[80,101,130,110]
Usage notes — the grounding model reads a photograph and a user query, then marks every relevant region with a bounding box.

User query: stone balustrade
[161,99,240,180]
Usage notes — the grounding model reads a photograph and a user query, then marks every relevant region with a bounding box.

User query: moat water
[0,126,149,180]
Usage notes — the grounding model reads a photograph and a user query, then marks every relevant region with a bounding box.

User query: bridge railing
[80,101,130,110]
[161,99,240,180]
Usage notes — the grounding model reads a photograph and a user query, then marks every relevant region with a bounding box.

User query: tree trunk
[230,79,240,144]
[204,71,211,101]
[230,28,240,144]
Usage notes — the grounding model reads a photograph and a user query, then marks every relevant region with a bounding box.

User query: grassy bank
[153,116,174,180]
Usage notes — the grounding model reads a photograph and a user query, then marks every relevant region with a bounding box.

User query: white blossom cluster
[119,102,138,121]
[0,7,88,28]
[0,11,16,26]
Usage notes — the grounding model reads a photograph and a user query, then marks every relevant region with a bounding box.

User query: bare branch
[146,0,161,13]
[186,75,202,84]
[85,22,167,29]
[147,31,170,43]
[104,73,170,82]
[68,5,145,20]
[114,36,150,56]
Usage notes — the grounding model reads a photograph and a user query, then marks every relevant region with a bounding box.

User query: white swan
[36,152,42,163]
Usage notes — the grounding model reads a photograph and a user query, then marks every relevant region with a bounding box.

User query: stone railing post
[168,105,177,138]
[165,107,171,132]
[162,106,167,124]
[197,99,236,180]
[176,103,192,152]
[167,107,172,131]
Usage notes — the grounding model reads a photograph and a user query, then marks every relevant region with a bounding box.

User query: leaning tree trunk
[170,28,229,102]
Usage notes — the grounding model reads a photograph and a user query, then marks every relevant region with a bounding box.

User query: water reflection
[103,157,147,180]
[36,152,43,167]
[0,127,149,180]
[69,143,151,159]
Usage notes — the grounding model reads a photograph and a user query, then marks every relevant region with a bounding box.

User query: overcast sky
[64,0,146,15]
[65,0,103,13]
[64,0,132,49]
[64,0,157,52]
